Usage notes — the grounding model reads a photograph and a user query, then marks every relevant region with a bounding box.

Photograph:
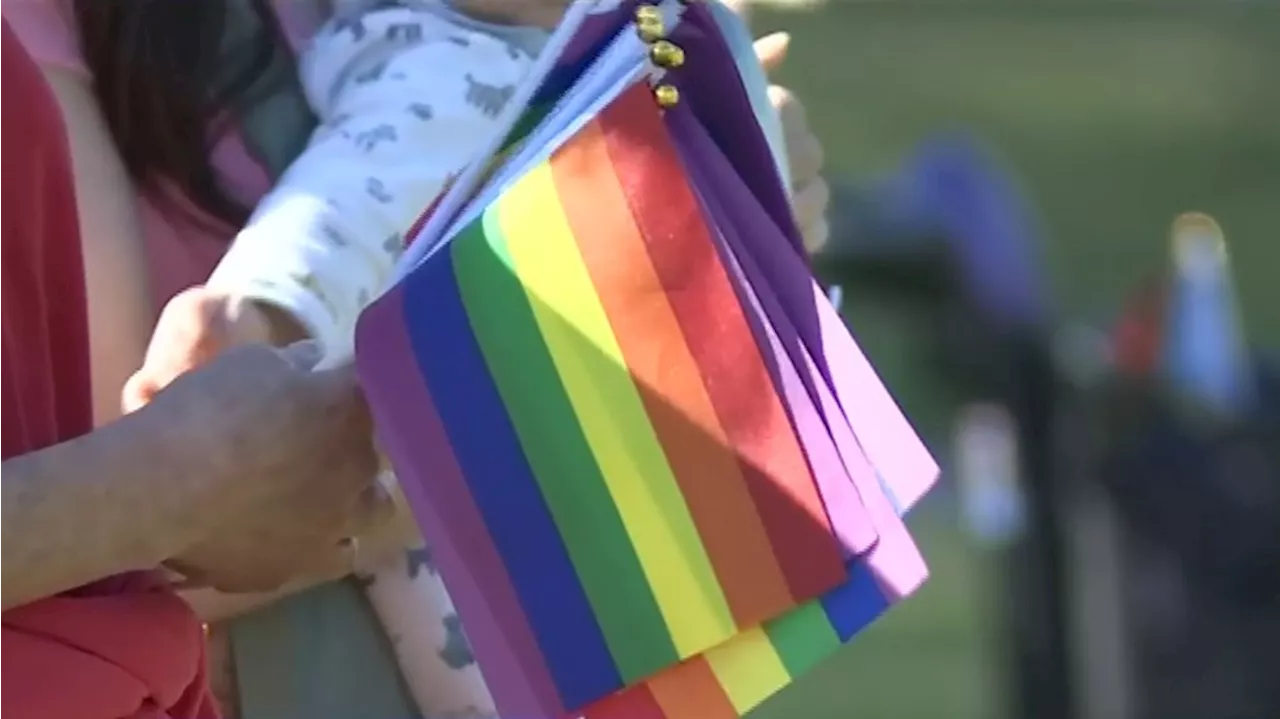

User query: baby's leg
[357,489,497,718]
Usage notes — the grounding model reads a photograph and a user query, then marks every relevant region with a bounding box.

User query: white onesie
[207,2,544,717]
[210,1,535,359]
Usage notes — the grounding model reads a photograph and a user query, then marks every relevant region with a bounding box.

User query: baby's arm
[207,5,534,359]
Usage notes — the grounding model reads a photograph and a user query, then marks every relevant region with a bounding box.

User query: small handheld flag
[355,2,939,716]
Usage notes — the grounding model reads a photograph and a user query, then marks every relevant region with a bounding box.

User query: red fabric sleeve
[2,16,92,459]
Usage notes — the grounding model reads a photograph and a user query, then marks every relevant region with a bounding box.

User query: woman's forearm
[1,410,197,609]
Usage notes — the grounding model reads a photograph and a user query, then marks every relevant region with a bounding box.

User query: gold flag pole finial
[635,4,684,108]
[635,5,665,42]
[653,84,681,108]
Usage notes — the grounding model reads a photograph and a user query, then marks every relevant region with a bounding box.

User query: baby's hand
[122,287,276,412]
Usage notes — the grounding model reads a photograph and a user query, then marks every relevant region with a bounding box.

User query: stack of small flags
[354,3,940,717]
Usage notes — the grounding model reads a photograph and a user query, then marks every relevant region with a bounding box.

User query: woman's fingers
[754,32,791,74]
[793,177,832,254]
[764,78,830,254]
[722,0,752,24]
[788,129,825,195]
[768,85,807,136]
[768,85,824,186]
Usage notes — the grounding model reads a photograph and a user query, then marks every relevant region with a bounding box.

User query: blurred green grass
[742,3,1279,718]
[754,2,1279,339]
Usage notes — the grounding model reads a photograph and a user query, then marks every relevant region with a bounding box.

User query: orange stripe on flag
[648,657,741,719]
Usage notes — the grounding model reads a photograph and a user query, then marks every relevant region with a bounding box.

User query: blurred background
[736,1,1280,718]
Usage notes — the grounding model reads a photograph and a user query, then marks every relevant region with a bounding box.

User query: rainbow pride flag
[574,74,933,719]
[356,2,938,717]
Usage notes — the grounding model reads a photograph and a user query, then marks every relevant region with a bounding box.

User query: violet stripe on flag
[404,242,628,708]
[354,290,561,718]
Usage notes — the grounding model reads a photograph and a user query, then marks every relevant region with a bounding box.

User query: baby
[206,0,548,361]
[128,1,574,716]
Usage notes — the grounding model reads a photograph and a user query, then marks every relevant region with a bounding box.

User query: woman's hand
[153,342,392,593]
[1,342,390,607]
[755,32,832,255]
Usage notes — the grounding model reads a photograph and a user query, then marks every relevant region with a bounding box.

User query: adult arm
[36,58,381,621]
[5,11,390,615]
[1,30,179,609]
[34,69,408,624]
[1,409,195,609]
[3,345,391,611]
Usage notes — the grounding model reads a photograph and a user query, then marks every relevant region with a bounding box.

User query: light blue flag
[1162,213,1254,417]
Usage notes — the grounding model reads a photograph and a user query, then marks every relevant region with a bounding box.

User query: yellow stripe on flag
[704,626,793,713]
[498,161,734,656]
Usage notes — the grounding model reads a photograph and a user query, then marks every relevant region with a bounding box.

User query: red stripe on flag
[599,86,846,613]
